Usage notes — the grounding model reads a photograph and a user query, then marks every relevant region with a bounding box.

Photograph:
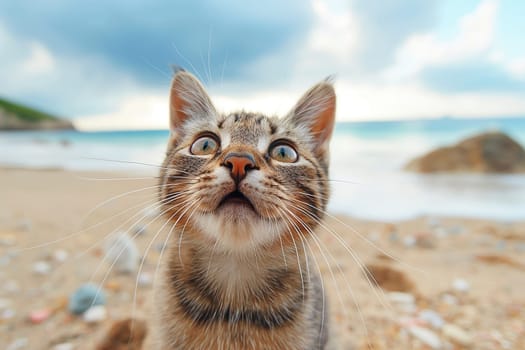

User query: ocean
[1,117,525,221]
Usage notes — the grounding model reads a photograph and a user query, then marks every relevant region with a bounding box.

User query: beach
[1,167,524,349]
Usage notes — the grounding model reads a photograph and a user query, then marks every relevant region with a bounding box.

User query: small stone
[82,305,107,323]
[443,324,473,347]
[68,284,106,315]
[32,261,52,275]
[408,326,442,349]
[6,338,28,350]
[452,278,470,293]
[388,292,416,305]
[105,280,122,292]
[29,309,52,324]
[132,224,147,236]
[403,236,416,247]
[53,250,69,262]
[415,232,436,249]
[52,343,75,350]
[365,264,417,293]
[441,293,458,305]
[138,272,153,287]
[104,232,139,273]
[142,207,159,218]
[419,309,445,329]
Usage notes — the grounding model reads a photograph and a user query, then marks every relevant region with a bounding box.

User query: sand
[1,167,524,349]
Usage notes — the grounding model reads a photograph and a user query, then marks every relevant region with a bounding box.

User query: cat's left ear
[169,71,217,137]
[286,78,336,156]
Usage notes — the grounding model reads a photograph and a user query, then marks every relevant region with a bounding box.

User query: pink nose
[223,153,256,183]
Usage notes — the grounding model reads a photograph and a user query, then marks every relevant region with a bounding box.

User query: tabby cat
[155,70,336,349]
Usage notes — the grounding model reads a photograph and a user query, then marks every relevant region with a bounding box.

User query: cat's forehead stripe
[218,112,277,148]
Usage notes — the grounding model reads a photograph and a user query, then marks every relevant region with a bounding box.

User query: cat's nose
[223,152,257,183]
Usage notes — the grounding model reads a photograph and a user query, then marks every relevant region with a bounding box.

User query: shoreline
[2,165,524,223]
[1,167,524,349]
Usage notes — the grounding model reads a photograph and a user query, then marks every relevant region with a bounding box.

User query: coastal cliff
[0,97,75,131]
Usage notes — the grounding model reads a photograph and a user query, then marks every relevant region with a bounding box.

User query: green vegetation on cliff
[0,97,74,130]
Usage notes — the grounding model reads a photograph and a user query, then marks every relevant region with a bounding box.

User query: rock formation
[405,131,525,173]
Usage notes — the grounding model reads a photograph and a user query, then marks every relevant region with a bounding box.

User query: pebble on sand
[32,261,52,275]
[419,309,445,329]
[442,323,473,347]
[132,224,147,236]
[452,278,470,293]
[388,292,416,305]
[68,284,106,315]
[52,343,75,350]
[142,207,160,218]
[138,272,153,287]
[29,309,52,324]
[441,293,458,305]
[53,249,69,263]
[104,232,139,273]
[388,292,417,313]
[82,305,107,323]
[408,326,443,349]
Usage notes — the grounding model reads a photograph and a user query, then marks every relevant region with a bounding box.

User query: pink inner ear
[169,80,189,131]
[312,94,336,143]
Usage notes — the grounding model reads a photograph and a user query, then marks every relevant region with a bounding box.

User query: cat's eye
[269,143,298,163]
[190,135,219,155]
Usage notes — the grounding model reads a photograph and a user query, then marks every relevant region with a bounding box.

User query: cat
[154,70,336,349]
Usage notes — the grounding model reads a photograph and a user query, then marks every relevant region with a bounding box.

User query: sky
[1,0,525,130]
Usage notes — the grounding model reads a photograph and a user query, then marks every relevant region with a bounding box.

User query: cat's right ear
[169,71,217,137]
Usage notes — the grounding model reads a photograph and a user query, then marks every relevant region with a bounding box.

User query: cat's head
[160,71,336,252]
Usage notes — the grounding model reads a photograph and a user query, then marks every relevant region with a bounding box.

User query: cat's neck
[168,227,308,303]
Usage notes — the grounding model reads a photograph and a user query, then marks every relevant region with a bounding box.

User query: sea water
[1,117,524,221]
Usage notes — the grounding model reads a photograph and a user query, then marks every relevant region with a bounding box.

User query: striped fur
[155,72,335,349]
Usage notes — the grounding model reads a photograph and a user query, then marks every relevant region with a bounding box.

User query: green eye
[190,136,219,155]
[270,143,298,163]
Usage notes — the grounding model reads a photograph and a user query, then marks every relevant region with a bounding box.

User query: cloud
[0,21,156,116]
[0,0,313,86]
[75,93,169,130]
[385,0,499,80]
[350,0,439,72]
[204,0,441,87]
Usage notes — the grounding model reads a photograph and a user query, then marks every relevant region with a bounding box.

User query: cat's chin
[195,210,285,251]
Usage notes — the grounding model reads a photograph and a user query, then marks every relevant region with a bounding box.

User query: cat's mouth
[218,190,256,212]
